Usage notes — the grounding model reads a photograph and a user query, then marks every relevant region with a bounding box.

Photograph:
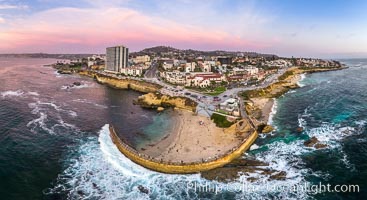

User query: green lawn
[205,86,226,96]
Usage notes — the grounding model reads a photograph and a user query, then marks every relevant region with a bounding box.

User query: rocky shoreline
[241,66,347,133]
[79,70,162,93]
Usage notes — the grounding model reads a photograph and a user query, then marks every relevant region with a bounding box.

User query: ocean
[0,58,365,199]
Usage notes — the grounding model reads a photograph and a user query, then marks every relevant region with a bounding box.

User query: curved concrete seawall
[109,125,258,174]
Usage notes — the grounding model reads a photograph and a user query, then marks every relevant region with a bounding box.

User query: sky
[0,0,367,58]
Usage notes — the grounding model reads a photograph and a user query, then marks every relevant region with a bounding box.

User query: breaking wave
[268,98,277,127]
[46,125,316,200]
[297,74,306,87]
[27,100,78,135]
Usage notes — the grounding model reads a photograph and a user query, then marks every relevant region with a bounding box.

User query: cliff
[79,71,162,93]
[135,92,198,112]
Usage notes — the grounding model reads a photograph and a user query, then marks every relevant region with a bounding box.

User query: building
[186,73,226,88]
[185,62,197,72]
[244,66,259,75]
[120,66,143,76]
[217,57,232,65]
[105,45,129,73]
[219,98,240,116]
[132,55,150,64]
[161,71,187,85]
[87,55,106,68]
[163,60,174,70]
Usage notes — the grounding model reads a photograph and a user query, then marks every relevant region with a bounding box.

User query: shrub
[210,113,234,128]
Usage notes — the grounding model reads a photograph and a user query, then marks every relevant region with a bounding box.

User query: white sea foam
[1,90,24,98]
[27,91,40,96]
[72,99,108,109]
[27,100,78,135]
[297,74,306,87]
[267,98,278,126]
[305,123,358,149]
[46,125,313,200]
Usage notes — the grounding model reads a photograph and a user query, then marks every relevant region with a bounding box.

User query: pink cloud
[0,7,272,53]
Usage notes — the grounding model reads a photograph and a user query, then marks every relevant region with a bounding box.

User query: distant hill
[131,46,278,58]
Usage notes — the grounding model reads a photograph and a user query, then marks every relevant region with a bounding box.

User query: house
[162,71,187,85]
[185,62,197,72]
[219,98,240,116]
[120,66,143,76]
[185,73,226,88]
[163,60,174,70]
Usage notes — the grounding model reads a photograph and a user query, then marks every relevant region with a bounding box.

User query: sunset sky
[0,0,367,58]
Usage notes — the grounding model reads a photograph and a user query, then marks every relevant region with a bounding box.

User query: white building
[120,66,143,77]
[87,55,105,67]
[219,98,240,116]
[244,66,259,75]
[162,71,187,85]
[185,62,197,72]
[185,73,226,88]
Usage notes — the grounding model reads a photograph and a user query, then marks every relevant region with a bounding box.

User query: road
[144,61,158,78]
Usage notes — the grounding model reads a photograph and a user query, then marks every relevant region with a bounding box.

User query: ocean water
[0,58,366,199]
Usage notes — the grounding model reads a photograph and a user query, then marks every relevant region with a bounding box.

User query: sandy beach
[249,71,302,124]
[140,110,253,163]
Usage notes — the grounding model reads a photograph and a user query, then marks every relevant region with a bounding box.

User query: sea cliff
[79,70,162,93]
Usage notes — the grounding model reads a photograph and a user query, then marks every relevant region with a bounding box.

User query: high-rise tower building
[105,45,129,73]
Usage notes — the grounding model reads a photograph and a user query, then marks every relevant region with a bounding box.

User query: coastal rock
[304,136,319,147]
[314,143,327,149]
[304,136,327,149]
[73,81,81,86]
[157,106,165,112]
[261,125,274,133]
[136,92,198,112]
[57,69,72,74]
[256,123,274,134]
[138,185,149,194]
[201,158,283,183]
[269,171,287,180]
[296,127,304,132]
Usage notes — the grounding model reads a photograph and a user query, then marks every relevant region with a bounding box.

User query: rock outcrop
[201,158,287,182]
[261,125,274,133]
[135,92,198,112]
[304,136,327,149]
